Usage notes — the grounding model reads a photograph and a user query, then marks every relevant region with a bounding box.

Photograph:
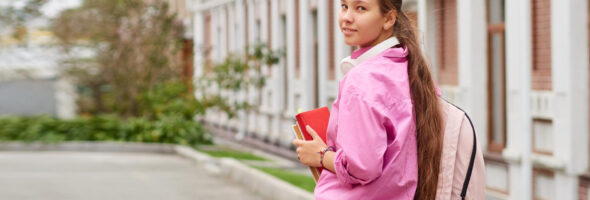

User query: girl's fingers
[292,139,301,146]
[306,125,321,140]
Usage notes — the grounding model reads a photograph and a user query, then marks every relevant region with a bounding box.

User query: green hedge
[0,115,212,146]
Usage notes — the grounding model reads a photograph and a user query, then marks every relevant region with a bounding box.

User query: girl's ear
[383,10,397,31]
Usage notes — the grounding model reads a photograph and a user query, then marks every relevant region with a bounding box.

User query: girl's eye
[357,6,366,11]
[341,4,348,9]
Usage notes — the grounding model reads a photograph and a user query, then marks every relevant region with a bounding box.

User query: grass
[195,145,315,193]
[196,148,268,161]
[253,166,316,193]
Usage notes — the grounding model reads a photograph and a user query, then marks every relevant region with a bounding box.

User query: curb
[0,141,176,153]
[203,123,300,161]
[218,158,314,200]
[0,142,314,200]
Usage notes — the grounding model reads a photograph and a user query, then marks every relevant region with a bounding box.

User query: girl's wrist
[320,146,336,168]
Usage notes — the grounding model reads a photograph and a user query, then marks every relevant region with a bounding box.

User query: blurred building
[0,0,82,119]
[190,0,590,199]
[166,0,195,84]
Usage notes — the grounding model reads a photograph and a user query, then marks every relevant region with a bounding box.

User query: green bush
[0,79,213,146]
[139,81,206,120]
[0,115,212,146]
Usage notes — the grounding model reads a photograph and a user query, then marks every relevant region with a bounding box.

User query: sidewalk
[0,151,266,200]
[0,141,315,200]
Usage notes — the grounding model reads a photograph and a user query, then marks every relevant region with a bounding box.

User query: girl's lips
[341,27,357,36]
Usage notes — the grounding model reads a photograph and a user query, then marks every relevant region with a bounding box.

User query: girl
[292,0,443,199]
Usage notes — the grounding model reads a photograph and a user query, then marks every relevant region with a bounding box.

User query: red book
[292,107,330,182]
[295,107,329,143]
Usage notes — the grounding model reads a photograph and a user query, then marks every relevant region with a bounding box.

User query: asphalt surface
[0,151,267,200]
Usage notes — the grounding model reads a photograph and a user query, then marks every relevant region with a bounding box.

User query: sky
[0,0,83,70]
[40,0,82,18]
[0,0,82,18]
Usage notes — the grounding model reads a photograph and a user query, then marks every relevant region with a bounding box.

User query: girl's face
[339,0,396,48]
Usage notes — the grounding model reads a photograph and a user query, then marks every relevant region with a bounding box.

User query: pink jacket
[314,46,418,199]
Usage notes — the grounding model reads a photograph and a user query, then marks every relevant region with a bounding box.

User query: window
[532,119,553,155]
[531,0,552,91]
[533,168,555,200]
[435,0,458,86]
[486,0,506,153]
[486,160,509,195]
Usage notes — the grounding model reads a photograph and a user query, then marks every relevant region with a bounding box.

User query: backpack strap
[460,111,477,200]
[442,99,477,200]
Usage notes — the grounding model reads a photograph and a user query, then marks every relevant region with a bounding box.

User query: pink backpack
[436,99,486,200]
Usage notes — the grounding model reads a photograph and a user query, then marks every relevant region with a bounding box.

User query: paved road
[0,151,266,200]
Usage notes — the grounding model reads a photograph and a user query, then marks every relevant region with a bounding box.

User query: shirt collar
[351,44,408,60]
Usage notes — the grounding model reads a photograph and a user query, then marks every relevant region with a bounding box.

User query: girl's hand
[292,125,327,167]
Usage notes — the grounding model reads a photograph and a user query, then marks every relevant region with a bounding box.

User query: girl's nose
[340,10,354,23]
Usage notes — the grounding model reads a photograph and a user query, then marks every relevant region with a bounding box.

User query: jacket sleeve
[332,90,388,186]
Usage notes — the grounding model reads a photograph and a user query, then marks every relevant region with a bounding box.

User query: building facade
[190,0,590,199]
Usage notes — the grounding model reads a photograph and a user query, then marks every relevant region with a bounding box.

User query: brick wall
[436,0,459,86]
[574,3,589,199]
[531,0,552,91]
[579,176,590,200]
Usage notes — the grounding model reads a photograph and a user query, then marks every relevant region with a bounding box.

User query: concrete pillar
[299,0,314,111]
[504,0,533,199]
[457,0,488,150]
[552,0,589,198]
[286,0,296,115]
[417,0,438,82]
[318,0,329,108]
[192,0,205,81]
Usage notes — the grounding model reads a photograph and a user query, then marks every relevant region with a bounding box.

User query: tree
[195,43,281,119]
[51,0,184,118]
[50,0,282,123]
[0,0,48,42]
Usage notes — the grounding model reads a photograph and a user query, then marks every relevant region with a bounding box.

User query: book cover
[292,107,330,182]
[295,107,330,143]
